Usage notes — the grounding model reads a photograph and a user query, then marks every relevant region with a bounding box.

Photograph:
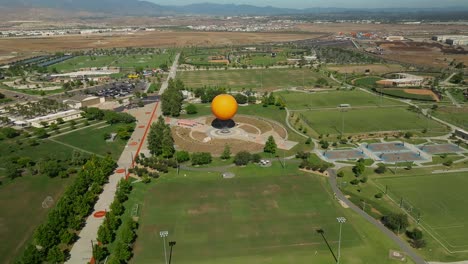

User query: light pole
[160,231,169,264]
[168,241,176,264]
[336,217,347,264]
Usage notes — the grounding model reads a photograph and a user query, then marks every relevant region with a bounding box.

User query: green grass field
[375,173,468,256]
[353,76,383,88]
[277,90,403,110]
[432,107,468,130]
[240,53,289,66]
[52,123,133,160]
[178,68,333,90]
[0,139,77,263]
[300,107,448,135]
[130,164,411,264]
[50,53,174,72]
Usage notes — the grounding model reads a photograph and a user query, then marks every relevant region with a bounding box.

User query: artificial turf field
[300,107,448,135]
[375,173,468,255]
[178,68,333,90]
[130,164,411,264]
[277,90,404,110]
[49,53,173,72]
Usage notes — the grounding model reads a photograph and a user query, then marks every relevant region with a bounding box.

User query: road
[66,53,180,264]
[327,169,427,264]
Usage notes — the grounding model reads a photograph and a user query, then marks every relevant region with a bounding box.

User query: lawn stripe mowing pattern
[300,107,447,135]
[277,90,403,110]
[130,164,409,264]
[375,173,468,253]
[178,68,333,90]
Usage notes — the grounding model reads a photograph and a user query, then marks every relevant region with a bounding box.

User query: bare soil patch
[403,89,439,102]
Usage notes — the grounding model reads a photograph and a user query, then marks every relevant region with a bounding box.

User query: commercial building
[27,109,82,128]
[432,35,468,45]
[386,36,405,41]
[63,96,105,109]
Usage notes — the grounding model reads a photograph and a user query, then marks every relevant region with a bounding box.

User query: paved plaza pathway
[66,53,180,264]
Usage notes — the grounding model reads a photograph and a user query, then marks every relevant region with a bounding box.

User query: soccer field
[375,173,468,254]
[277,90,403,110]
[300,107,448,135]
[130,164,410,264]
[178,68,333,91]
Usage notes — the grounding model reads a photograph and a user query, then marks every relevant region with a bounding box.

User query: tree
[251,153,261,163]
[375,164,387,174]
[443,160,453,167]
[337,171,345,178]
[185,104,198,115]
[221,144,231,160]
[383,213,409,233]
[47,246,65,263]
[352,159,366,176]
[406,228,423,240]
[1,127,20,138]
[264,136,277,154]
[97,223,114,244]
[234,93,248,104]
[175,151,190,163]
[305,137,312,145]
[234,151,252,166]
[161,128,175,158]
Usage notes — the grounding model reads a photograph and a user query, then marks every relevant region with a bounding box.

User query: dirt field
[403,89,439,102]
[327,64,406,74]
[0,31,320,56]
[376,41,468,68]
[172,127,264,156]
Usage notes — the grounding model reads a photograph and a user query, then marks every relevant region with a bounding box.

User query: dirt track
[404,89,439,102]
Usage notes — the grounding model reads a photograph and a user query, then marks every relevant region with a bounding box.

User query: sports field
[178,68,333,90]
[375,173,468,254]
[130,164,410,264]
[300,107,448,135]
[277,90,403,110]
[50,53,173,72]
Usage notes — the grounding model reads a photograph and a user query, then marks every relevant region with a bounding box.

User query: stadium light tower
[336,217,347,264]
[160,231,169,264]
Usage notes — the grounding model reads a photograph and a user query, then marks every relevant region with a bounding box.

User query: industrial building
[432,35,468,46]
[377,73,424,87]
[386,36,405,41]
[26,109,82,128]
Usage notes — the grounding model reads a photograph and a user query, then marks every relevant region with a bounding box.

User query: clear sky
[150,0,468,9]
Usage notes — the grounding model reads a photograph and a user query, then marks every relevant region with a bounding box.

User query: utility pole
[336,217,347,264]
[168,241,177,264]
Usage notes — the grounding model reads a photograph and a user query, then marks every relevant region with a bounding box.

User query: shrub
[191,152,212,166]
[375,193,383,199]
[234,151,252,166]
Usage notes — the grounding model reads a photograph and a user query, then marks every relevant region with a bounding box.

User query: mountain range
[1,0,467,16]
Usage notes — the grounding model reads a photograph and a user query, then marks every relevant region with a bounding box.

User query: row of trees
[96,179,139,263]
[17,156,117,264]
[148,116,175,158]
[81,107,136,124]
[161,79,184,117]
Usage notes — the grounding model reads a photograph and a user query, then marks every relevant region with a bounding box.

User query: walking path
[327,169,427,264]
[445,90,461,108]
[66,53,180,264]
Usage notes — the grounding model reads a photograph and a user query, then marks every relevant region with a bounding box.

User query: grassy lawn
[52,123,133,160]
[353,76,383,88]
[300,107,448,135]
[178,68,333,91]
[374,173,468,261]
[448,89,467,105]
[432,106,468,130]
[277,90,403,110]
[240,53,288,66]
[130,164,412,264]
[0,139,77,263]
[50,53,173,72]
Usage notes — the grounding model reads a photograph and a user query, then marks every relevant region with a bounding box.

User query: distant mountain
[0,0,467,16]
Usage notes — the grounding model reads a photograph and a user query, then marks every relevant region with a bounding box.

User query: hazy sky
[151,0,468,9]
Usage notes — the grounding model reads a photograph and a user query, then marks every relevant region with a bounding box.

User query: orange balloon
[211,94,238,121]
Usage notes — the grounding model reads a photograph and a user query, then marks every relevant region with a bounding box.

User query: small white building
[63,96,105,109]
[27,109,82,128]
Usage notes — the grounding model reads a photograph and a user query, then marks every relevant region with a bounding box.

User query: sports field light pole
[336,217,347,264]
[160,231,169,264]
